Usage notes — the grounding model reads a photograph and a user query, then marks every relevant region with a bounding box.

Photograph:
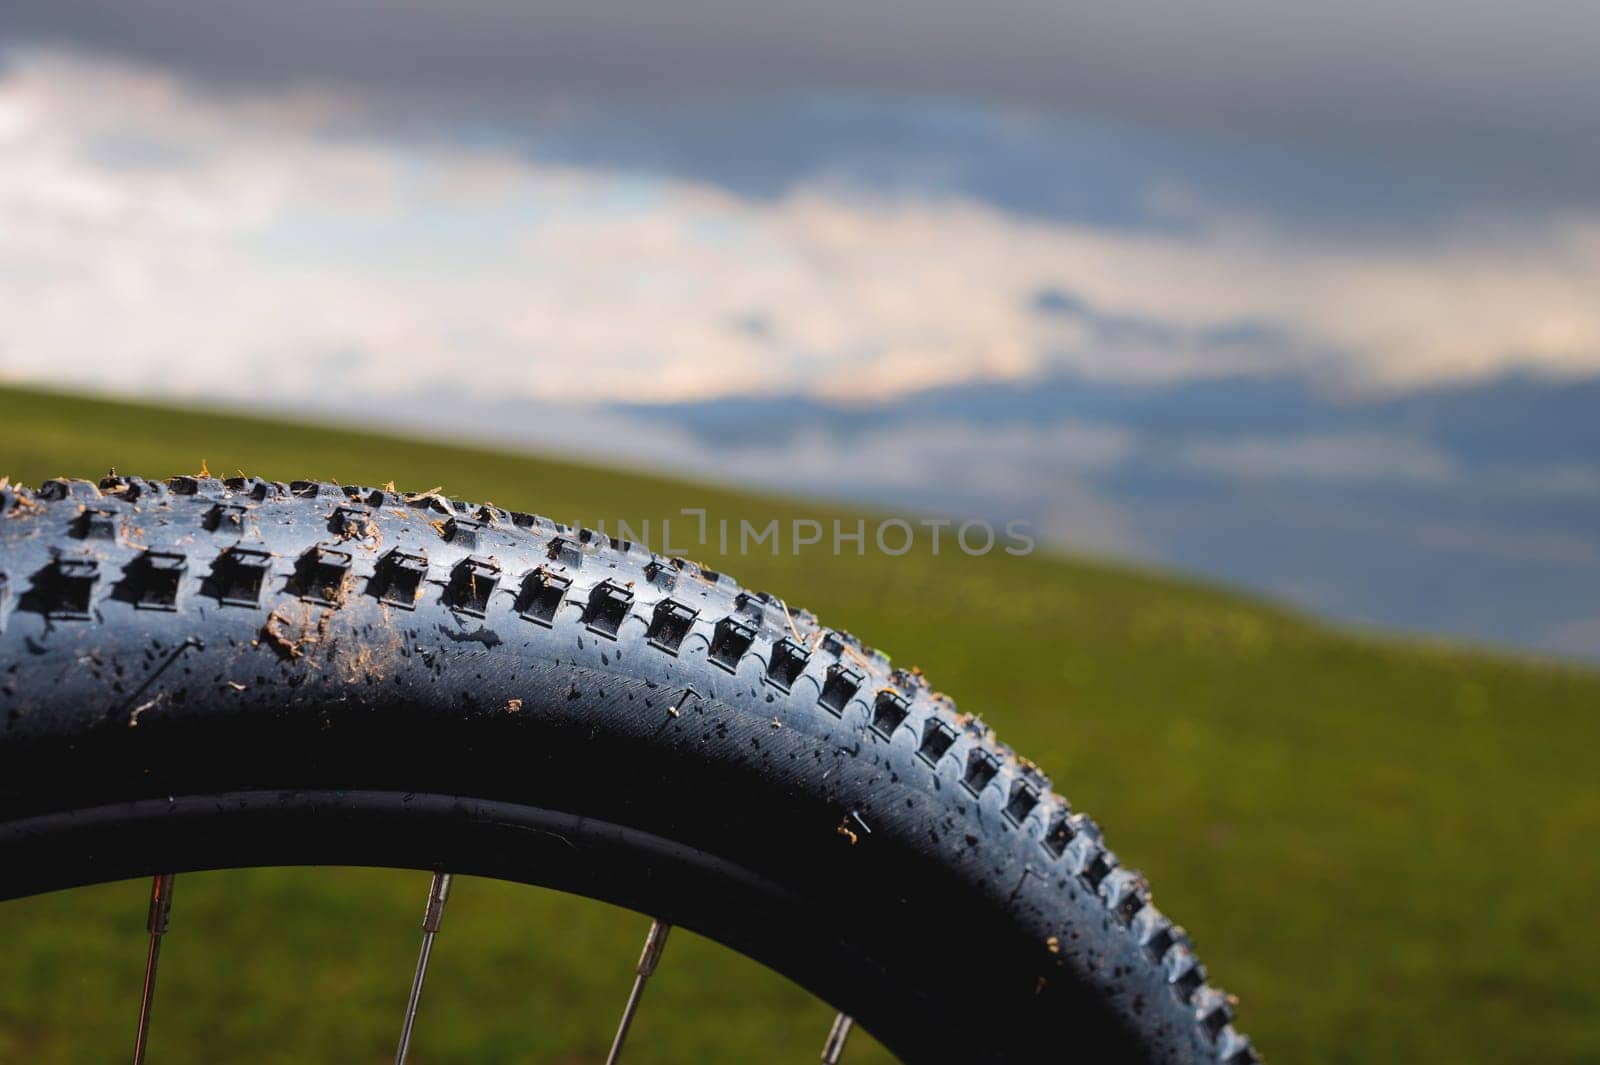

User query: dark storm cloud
[8,0,1600,205]
[511,95,1466,233]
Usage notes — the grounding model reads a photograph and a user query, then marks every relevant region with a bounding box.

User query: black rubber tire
[0,474,1256,1064]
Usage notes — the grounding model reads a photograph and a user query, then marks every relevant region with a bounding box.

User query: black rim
[0,787,933,1059]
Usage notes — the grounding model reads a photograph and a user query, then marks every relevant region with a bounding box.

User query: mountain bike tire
[0,473,1257,1064]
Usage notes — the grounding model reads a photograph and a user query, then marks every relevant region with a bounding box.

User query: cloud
[263,385,1150,558]
[1181,433,1457,484]
[650,419,1150,558]
[1545,616,1600,659]
[4,48,1600,409]
[1409,524,1600,567]
[8,1,1600,206]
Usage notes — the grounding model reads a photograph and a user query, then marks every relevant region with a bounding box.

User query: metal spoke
[132,873,176,1065]
[605,919,672,1064]
[821,1012,854,1064]
[394,872,453,1065]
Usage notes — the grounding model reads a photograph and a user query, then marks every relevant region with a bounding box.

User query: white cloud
[3,47,1600,407]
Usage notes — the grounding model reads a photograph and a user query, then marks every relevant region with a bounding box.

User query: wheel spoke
[820,1012,854,1063]
[605,919,671,1064]
[131,873,176,1065]
[394,872,453,1065]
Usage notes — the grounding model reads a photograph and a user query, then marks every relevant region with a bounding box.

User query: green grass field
[1,384,1596,1064]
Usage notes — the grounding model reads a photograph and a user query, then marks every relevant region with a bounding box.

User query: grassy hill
[0,384,1596,1064]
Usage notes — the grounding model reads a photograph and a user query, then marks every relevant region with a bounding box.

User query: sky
[1,6,1597,658]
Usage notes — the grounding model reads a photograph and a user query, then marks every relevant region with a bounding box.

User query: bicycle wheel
[0,473,1257,1063]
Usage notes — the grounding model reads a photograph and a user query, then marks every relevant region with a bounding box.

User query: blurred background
[0,3,1597,1063]
[5,2,1600,658]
